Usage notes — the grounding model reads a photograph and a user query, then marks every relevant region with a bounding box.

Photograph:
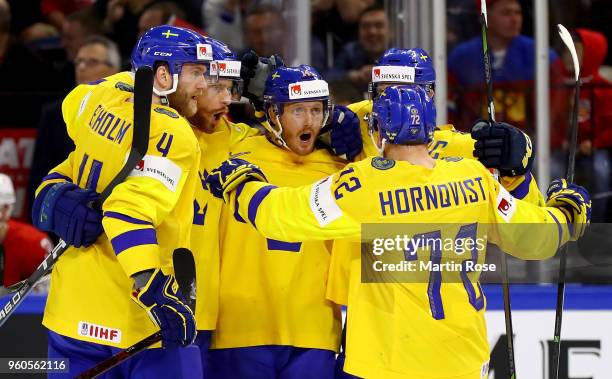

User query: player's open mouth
[299,132,312,143]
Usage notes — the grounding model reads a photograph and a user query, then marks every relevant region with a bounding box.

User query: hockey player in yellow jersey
[183,35,262,375]
[31,26,209,378]
[205,85,591,379]
[186,46,364,377]
[204,65,347,379]
[330,47,542,377]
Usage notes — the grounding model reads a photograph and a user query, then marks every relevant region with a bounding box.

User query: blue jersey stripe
[509,172,532,199]
[104,211,153,226]
[247,185,277,228]
[111,228,157,255]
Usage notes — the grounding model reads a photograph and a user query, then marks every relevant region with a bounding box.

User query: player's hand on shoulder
[32,182,103,248]
[546,179,591,240]
[471,120,534,177]
[240,50,285,111]
[131,269,196,348]
[319,105,363,161]
[205,158,268,202]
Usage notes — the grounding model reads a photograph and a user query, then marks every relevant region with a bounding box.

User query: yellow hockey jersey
[191,116,258,330]
[327,99,544,308]
[211,136,346,351]
[229,156,570,378]
[40,72,201,348]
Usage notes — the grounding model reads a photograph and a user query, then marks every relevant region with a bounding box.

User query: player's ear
[268,106,279,125]
[153,63,172,91]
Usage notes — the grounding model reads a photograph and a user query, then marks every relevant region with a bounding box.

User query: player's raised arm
[206,158,362,242]
[485,168,591,260]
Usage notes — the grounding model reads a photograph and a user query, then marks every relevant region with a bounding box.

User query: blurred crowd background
[0,0,611,228]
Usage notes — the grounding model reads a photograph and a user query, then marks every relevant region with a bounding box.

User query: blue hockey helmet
[370,48,436,99]
[370,85,436,146]
[263,65,332,148]
[131,25,213,96]
[205,36,243,100]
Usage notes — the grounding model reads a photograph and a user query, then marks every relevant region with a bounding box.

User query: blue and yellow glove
[131,269,197,349]
[546,179,591,241]
[240,50,285,112]
[471,120,534,177]
[205,158,268,202]
[319,105,363,161]
[32,182,103,247]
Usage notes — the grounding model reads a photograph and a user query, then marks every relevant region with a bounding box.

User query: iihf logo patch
[78,321,122,343]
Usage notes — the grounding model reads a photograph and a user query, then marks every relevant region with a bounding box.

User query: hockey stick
[75,248,197,379]
[479,1,517,377]
[551,24,581,379]
[0,67,153,328]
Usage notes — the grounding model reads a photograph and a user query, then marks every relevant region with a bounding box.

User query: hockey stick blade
[557,24,580,82]
[173,248,197,310]
[0,67,153,328]
[77,249,197,378]
[552,24,581,379]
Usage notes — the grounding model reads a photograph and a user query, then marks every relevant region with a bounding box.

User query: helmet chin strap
[370,128,386,157]
[271,114,290,150]
[153,73,179,105]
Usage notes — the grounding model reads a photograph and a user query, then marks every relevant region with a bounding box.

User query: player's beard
[168,88,197,118]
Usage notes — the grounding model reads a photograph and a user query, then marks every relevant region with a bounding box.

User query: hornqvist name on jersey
[379,176,487,216]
